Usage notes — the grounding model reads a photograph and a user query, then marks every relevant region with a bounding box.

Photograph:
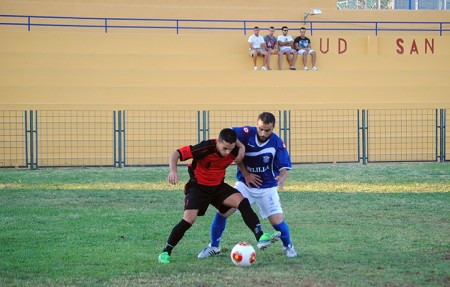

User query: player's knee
[238,197,250,210]
[182,214,197,225]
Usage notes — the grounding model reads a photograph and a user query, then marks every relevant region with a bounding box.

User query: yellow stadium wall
[0,0,449,166]
[1,31,449,111]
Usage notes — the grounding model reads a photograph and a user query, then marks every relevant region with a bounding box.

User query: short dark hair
[269,26,275,30]
[254,26,259,29]
[218,128,237,144]
[300,27,306,31]
[281,26,288,30]
[258,112,276,126]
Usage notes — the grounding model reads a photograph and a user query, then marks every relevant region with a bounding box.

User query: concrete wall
[1,31,449,111]
[0,0,449,166]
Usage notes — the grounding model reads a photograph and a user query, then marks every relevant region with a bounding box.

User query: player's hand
[244,173,262,188]
[167,171,179,185]
[275,175,285,191]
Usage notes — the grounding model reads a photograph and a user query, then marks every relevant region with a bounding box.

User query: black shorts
[184,181,240,216]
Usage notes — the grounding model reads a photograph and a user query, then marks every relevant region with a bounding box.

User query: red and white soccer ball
[230,242,256,267]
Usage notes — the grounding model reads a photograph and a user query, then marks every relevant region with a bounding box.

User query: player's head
[281,26,288,35]
[217,128,237,157]
[253,26,260,36]
[300,27,306,36]
[269,26,275,35]
[256,112,275,143]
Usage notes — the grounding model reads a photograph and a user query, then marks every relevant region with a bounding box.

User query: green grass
[0,163,449,286]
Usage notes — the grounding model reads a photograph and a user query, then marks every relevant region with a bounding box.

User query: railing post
[27,16,31,31]
[285,110,291,155]
[197,111,209,142]
[105,18,108,33]
[440,109,446,162]
[117,110,122,167]
[357,109,360,163]
[122,110,126,166]
[435,109,439,161]
[375,22,378,36]
[203,110,208,141]
[114,111,117,166]
[197,111,201,143]
[277,110,290,155]
[29,110,34,169]
[278,110,282,136]
[26,110,37,169]
[244,21,247,35]
[176,20,179,34]
[359,109,367,165]
[114,110,125,167]
[35,110,39,168]
[24,111,29,167]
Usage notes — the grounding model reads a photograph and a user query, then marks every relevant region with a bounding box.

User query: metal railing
[337,0,449,10]
[0,14,449,36]
[0,109,447,168]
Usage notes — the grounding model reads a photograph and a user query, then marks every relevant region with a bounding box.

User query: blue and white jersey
[233,126,292,189]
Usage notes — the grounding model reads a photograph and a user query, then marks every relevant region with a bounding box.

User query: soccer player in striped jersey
[158,128,281,264]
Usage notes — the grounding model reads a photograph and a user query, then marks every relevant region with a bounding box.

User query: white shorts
[279,48,297,54]
[298,49,315,55]
[234,181,283,219]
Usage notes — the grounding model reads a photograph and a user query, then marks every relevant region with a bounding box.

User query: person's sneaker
[304,66,309,71]
[158,251,170,264]
[283,245,298,258]
[197,243,221,259]
[311,66,318,71]
[261,66,267,71]
[290,66,296,70]
[268,66,273,70]
[253,66,258,71]
[257,231,281,250]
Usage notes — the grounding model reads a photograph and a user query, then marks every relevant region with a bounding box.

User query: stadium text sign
[315,36,437,55]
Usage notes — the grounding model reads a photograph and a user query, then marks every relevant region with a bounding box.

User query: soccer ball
[230,242,256,267]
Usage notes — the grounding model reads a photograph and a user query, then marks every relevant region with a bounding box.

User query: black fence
[0,109,447,168]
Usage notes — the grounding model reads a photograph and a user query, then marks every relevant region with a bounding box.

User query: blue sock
[272,221,292,247]
[211,212,227,248]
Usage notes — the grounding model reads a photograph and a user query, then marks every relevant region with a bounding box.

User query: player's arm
[261,41,268,52]
[274,138,292,190]
[234,139,245,164]
[277,37,285,46]
[275,168,289,191]
[167,150,181,185]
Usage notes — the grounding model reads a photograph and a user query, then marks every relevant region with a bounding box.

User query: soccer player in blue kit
[198,112,297,258]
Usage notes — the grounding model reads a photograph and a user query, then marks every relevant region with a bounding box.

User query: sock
[272,221,292,247]
[163,219,192,255]
[238,198,263,240]
[210,212,227,248]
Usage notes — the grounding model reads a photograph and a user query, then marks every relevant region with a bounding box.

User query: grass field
[0,163,449,287]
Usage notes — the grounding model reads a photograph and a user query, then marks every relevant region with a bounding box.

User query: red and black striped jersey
[177,139,238,186]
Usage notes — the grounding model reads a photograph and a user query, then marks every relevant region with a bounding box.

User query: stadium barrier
[0,109,447,168]
[0,14,449,36]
